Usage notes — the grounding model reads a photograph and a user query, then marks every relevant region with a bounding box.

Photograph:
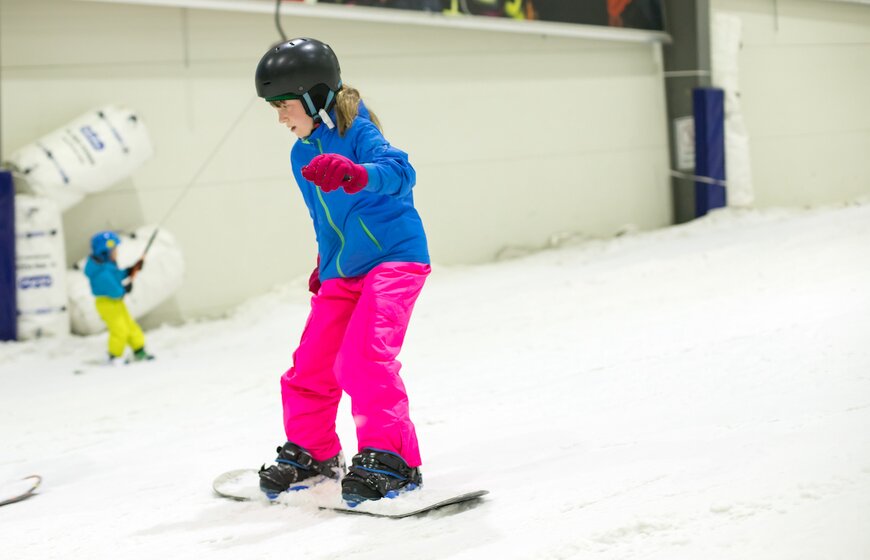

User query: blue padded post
[0,170,16,340]
[693,87,727,217]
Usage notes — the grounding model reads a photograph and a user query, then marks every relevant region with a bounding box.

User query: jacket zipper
[312,138,347,278]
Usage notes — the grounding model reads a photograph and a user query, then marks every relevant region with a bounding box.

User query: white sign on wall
[673,116,695,171]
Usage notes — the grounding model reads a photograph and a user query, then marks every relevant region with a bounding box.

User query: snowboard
[213,468,488,518]
[0,475,42,507]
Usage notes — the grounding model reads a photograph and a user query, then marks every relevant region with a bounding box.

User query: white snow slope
[2,203,869,560]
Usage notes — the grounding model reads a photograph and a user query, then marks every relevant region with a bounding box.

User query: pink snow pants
[280,262,430,467]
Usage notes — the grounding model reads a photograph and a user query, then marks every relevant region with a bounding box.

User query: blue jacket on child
[84,257,130,299]
[290,102,429,282]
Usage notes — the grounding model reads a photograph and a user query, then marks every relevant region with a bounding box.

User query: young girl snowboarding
[254,38,431,504]
[84,231,153,364]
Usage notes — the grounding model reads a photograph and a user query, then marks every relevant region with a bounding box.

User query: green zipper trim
[358,217,383,251]
[313,138,346,277]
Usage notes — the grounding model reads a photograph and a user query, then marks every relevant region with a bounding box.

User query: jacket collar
[302,107,338,143]
[299,100,370,144]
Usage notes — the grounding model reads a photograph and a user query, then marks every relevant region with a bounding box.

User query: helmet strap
[302,92,318,118]
[319,109,335,130]
[320,89,336,129]
[303,90,337,129]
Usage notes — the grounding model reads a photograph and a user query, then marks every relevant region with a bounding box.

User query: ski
[73,356,154,374]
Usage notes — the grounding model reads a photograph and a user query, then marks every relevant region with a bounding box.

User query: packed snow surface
[2,203,869,559]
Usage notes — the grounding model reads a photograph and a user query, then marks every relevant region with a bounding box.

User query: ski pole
[141,227,159,257]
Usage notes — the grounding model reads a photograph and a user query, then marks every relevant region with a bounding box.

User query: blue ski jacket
[84,257,129,299]
[290,102,429,282]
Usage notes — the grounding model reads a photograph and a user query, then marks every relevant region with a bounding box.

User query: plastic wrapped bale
[3,105,153,212]
[15,195,71,339]
[66,226,184,336]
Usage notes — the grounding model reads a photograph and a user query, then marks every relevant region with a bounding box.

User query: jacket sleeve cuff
[361,164,380,193]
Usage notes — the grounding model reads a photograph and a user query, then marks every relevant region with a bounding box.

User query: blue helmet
[91,231,121,258]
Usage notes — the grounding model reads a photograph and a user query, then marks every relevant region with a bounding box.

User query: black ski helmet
[255,38,342,121]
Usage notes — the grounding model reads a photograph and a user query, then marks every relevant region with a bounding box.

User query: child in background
[84,231,153,364]
[254,37,431,504]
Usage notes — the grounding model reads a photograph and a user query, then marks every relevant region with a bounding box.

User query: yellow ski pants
[95,296,145,358]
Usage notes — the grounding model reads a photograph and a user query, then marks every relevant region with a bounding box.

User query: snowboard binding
[258,442,345,500]
[341,448,422,506]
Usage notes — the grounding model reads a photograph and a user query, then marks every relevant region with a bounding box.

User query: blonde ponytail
[335,85,381,136]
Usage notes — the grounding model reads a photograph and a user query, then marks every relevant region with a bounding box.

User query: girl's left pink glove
[302,153,368,194]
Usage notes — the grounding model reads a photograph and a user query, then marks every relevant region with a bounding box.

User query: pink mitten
[302,154,368,194]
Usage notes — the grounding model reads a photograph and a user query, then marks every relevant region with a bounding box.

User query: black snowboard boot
[258,441,345,499]
[341,448,422,505]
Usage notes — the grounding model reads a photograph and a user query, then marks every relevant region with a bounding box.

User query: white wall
[0,0,671,325]
[712,0,870,207]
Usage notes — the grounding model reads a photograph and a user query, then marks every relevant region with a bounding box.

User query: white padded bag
[15,195,71,339]
[67,226,184,335]
[712,13,754,207]
[4,105,153,212]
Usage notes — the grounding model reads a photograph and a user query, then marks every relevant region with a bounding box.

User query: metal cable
[275,0,287,41]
